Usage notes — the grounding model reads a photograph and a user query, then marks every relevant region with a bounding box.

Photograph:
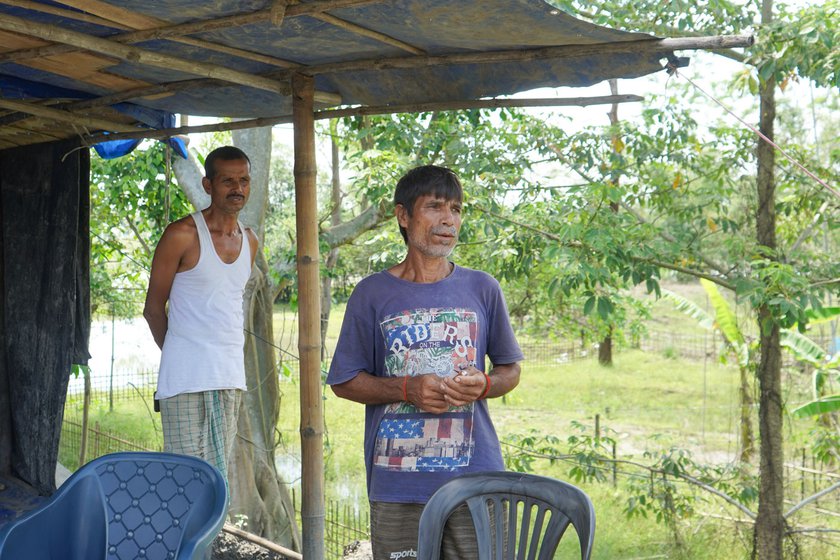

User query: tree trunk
[597,333,613,366]
[753,1,784,557]
[739,366,755,463]
[320,120,342,361]
[597,79,622,368]
[172,130,300,549]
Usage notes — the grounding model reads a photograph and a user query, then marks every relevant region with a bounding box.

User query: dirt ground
[210,533,373,560]
[211,531,287,560]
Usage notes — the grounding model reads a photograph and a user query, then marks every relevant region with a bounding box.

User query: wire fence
[59,325,839,558]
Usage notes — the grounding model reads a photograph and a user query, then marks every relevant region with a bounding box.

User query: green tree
[89,141,192,317]
[545,1,840,557]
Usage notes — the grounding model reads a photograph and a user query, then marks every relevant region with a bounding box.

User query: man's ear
[395,203,408,227]
[201,176,211,194]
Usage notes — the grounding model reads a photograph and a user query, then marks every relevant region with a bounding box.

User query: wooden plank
[0,98,139,133]
[0,29,47,51]
[0,1,300,69]
[8,0,126,28]
[53,0,161,29]
[0,13,292,95]
[26,52,150,91]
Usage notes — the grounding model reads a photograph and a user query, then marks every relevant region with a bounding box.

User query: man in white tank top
[143,146,259,482]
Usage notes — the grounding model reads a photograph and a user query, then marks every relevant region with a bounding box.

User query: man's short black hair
[204,146,251,180]
[394,165,463,243]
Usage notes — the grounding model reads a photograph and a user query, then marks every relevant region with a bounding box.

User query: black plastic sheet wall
[0,139,90,494]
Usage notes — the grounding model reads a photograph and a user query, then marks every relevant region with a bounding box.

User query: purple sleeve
[486,279,524,366]
[326,284,375,385]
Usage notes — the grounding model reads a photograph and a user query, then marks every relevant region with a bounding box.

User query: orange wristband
[480,372,491,399]
[403,375,409,403]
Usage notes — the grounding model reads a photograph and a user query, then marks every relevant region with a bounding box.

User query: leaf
[661,289,715,330]
[700,279,743,345]
[597,296,613,320]
[706,216,718,232]
[780,329,825,363]
[700,279,749,367]
[71,363,91,379]
[792,395,840,417]
[804,306,840,326]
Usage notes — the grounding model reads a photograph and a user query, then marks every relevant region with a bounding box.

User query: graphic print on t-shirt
[374,307,478,472]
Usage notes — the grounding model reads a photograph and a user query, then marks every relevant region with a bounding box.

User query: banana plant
[783,318,840,418]
[665,283,840,424]
[662,279,754,462]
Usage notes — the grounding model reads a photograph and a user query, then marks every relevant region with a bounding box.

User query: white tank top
[156,211,252,399]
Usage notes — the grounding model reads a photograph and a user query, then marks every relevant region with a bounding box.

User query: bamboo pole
[311,12,425,54]
[0,98,137,133]
[288,34,755,76]
[82,94,645,144]
[293,72,325,560]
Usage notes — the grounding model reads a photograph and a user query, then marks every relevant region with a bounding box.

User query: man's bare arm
[331,371,450,414]
[143,223,193,349]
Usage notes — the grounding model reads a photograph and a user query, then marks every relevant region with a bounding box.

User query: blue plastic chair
[0,451,228,560]
[417,471,595,560]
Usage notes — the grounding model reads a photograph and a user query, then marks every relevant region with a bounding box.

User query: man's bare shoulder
[155,215,198,254]
[161,215,197,239]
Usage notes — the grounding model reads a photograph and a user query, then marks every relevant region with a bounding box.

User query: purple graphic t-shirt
[327,265,523,503]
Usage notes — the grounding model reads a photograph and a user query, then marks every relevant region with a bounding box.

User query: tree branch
[320,199,391,248]
[548,147,731,277]
[784,480,840,519]
[124,217,152,257]
[474,205,737,291]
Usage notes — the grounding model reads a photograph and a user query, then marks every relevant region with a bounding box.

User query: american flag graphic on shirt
[375,308,478,472]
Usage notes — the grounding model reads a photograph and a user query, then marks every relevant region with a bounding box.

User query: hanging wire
[666,62,840,201]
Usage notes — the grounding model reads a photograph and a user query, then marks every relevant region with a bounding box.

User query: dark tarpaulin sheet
[0,139,90,494]
[0,76,187,159]
[0,0,668,118]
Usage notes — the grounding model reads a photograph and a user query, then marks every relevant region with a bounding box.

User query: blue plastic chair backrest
[0,451,228,560]
[417,471,595,560]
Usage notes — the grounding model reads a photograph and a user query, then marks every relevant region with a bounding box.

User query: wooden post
[292,72,325,560]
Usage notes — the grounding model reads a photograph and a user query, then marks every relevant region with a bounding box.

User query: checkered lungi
[160,389,242,482]
[369,501,480,560]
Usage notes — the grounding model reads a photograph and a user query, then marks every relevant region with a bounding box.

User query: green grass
[274,345,833,559]
[495,350,745,457]
[61,392,162,470]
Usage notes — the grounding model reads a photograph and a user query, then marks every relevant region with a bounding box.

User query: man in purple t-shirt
[327,165,523,559]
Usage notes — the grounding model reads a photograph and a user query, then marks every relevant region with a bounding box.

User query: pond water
[75,318,367,505]
[68,318,160,394]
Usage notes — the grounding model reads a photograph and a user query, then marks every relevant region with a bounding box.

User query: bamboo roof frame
[0,0,753,149]
[0,2,757,558]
